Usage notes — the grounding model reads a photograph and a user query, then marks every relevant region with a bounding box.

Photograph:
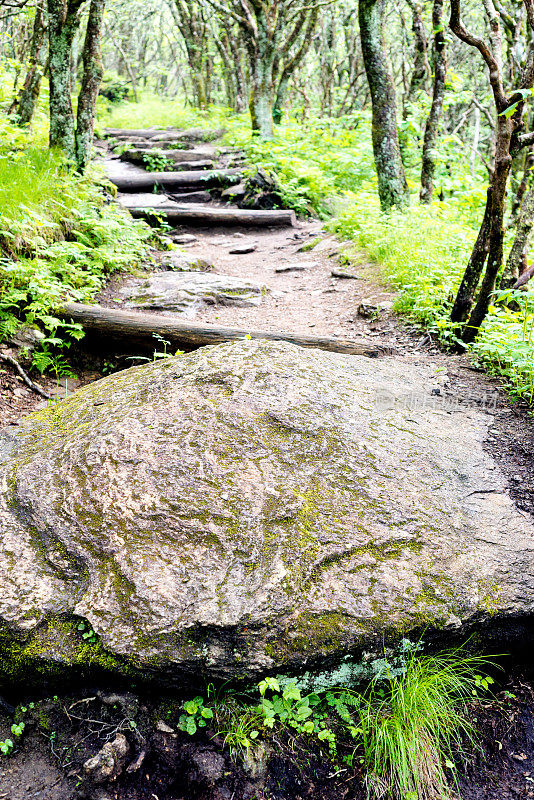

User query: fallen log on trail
[109,168,242,193]
[125,202,296,227]
[120,148,217,165]
[60,302,394,358]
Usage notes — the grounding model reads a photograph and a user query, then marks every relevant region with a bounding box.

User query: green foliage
[175,644,496,799]
[177,695,214,735]
[0,113,152,351]
[358,647,492,800]
[331,196,534,402]
[470,291,534,404]
[0,721,25,756]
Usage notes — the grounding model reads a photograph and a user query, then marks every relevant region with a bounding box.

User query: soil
[1,146,534,798]
[0,669,533,800]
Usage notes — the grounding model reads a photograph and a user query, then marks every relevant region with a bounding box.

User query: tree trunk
[420,0,446,203]
[12,6,48,126]
[75,0,105,172]
[47,0,84,159]
[251,61,275,137]
[462,116,514,343]
[406,0,430,99]
[359,0,409,211]
[273,73,289,124]
[502,188,534,287]
[249,8,275,138]
[450,187,493,322]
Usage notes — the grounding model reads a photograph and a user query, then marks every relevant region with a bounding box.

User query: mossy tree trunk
[405,0,430,100]
[205,0,320,138]
[47,0,85,159]
[420,0,447,204]
[502,188,534,287]
[75,0,105,171]
[359,0,409,211]
[170,1,210,109]
[12,6,49,126]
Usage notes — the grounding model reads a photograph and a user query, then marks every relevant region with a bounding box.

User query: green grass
[0,117,152,347]
[358,647,490,800]
[331,195,534,403]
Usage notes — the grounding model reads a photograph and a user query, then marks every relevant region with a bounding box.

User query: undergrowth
[172,643,496,800]
[0,113,152,350]
[331,197,534,405]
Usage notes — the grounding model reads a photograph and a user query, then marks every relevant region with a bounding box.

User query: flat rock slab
[119,271,266,315]
[0,340,533,686]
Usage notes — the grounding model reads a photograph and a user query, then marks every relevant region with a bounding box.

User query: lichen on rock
[0,339,532,686]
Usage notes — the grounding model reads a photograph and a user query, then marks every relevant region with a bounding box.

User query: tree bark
[47,0,84,159]
[59,302,394,357]
[406,0,430,99]
[75,0,105,172]
[420,0,447,203]
[450,187,493,323]
[12,6,48,126]
[502,188,534,286]
[463,115,514,343]
[359,0,409,211]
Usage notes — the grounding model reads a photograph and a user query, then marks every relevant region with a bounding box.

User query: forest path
[100,126,410,350]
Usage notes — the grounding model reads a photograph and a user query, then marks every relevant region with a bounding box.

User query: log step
[60,302,394,358]
[108,167,242,193]
[105,127,226,143]
[121,199,296,228]
[120,148,218,165]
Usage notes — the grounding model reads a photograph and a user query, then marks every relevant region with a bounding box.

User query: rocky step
[118,196,296,227]
[105,127,226,143]
[118,271,267,315]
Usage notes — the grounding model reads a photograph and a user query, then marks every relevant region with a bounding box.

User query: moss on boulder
[0,339,532,686]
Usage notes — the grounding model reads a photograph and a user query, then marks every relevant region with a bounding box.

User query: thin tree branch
[0,354,49,399]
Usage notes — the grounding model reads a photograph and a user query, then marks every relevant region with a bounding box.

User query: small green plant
[77,620,98,644]
[0,721,25,756]
[142,151,175,172]
[177,695,214,735]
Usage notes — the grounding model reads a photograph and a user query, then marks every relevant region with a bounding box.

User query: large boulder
[0,340,532,686]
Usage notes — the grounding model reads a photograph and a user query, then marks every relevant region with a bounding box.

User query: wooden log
[127,203,296,227]
[120,155,215,172]
[109,168,242,193]
[120,148,217,165]
[60,302,394,358]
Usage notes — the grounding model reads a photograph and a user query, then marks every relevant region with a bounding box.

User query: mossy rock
[0,340,532,687]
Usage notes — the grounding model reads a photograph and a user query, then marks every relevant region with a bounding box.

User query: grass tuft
[359,646,492,800]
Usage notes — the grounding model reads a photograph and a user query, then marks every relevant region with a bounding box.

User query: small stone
[229,245,257,255]
[172,234,198,245]
[156,720,175,734]
[275,264,305,273]
[331,269,358,280]
[84,734,130,784]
